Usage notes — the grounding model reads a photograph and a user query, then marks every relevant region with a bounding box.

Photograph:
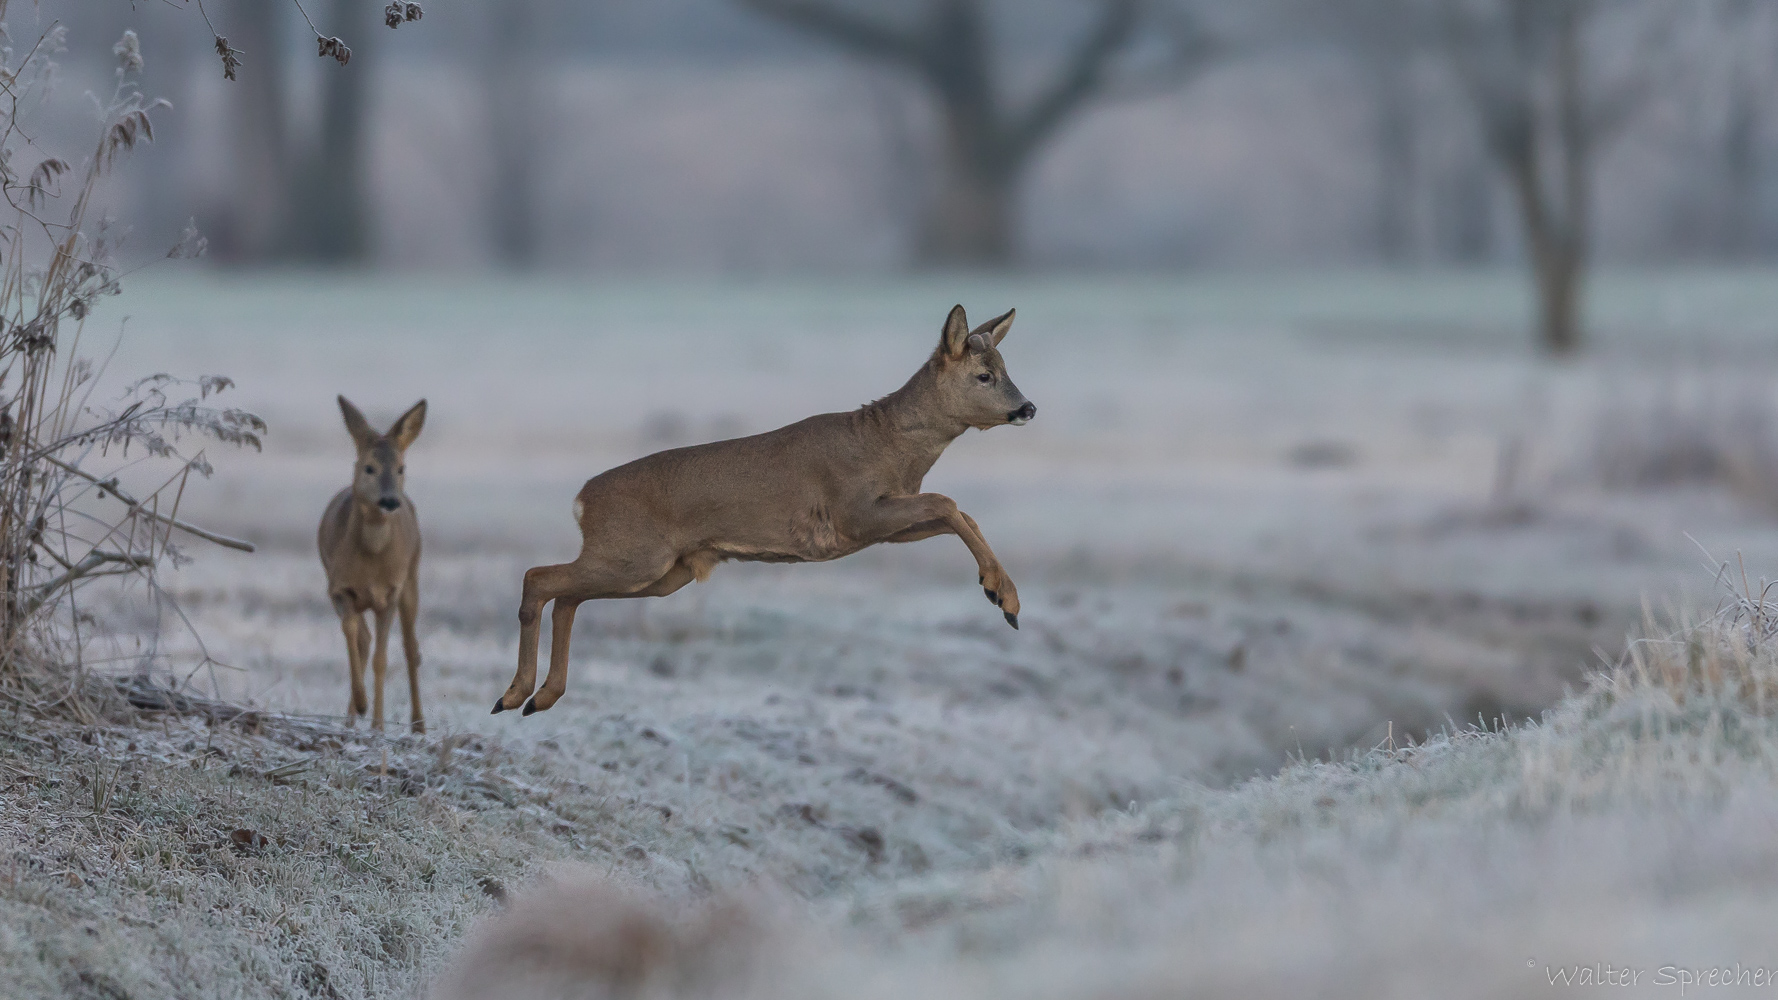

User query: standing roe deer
[319,397,427,732]
[494,304,1035,717]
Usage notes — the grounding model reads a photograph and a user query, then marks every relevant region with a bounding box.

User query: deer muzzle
[1008,401,1036,426]
[378,496,402,512]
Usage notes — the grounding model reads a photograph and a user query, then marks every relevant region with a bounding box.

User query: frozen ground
[14,267,1778,996]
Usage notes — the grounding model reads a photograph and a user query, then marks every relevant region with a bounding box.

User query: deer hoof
[491,697,508,715]
[984,588,999,605]
[521,697,539,717]
[1004,611,1019,630]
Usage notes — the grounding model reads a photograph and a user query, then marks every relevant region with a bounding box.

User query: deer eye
[398,466,405,474]
[364,465,375,474]
[976,373,992,384]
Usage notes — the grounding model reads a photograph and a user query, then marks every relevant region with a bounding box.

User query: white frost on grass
[441,608,1778,999]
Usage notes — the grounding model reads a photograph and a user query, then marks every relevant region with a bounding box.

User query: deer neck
[871,363,969,465]
[352,502,396,557]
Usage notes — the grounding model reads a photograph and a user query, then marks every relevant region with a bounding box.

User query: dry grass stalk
[1595,553,1778,717]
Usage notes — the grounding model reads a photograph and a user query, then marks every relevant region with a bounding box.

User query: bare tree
[1439,0,1664,355]
[1310,0,1431,263]
[204,0,418,263]
[738,0,1215,266]
[217,0,290,261]
[288,0,379,261]
[1709,0,1773,258]
[484,0,545,268]
[1436,153,1494,262]
[1720,60,1762,257]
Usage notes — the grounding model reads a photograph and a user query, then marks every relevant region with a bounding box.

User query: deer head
[929,305,1035,430]
[339,396,426,515]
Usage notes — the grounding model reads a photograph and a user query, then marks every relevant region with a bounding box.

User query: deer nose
[378,497,401,512]
[1008,401,1036,424]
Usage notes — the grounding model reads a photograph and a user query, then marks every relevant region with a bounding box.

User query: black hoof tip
[1005,611,1019,629]
[491,697,508,715]
[521,697,538,717]
[984,589,998,604]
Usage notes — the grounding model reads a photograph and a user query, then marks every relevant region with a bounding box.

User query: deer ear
[338,396,376,451]
[389,399,427,452]
[972,308,1015,347]
[939,304,970,359]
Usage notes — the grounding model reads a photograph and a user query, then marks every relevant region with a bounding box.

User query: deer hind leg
[399,572,423,734]
[495,551,671,714]
[524,558,699,716]
[495,562,579,713]
[370,604,394,731]
[524,597,584,716]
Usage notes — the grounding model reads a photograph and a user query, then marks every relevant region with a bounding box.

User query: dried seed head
[213,36,243,81]
[166,219,208,260]
[25,158,67,209]
[12,318,51,353]
[113,30,143,75]
[317,36,351,66]
[386,3,423,28]
[100,110,155,171]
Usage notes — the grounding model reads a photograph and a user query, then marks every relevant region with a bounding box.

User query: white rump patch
[572,497,585,524]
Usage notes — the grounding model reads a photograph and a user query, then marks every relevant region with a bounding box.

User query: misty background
[11,0,1774,282]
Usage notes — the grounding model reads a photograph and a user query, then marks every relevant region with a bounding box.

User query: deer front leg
[334,596,369,724]
[867,493,1021,628]
[371,604,394,731]
[399,574,424,734]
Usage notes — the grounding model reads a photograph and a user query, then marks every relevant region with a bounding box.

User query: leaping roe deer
[495,304,1036,717]
[319,397,427,733]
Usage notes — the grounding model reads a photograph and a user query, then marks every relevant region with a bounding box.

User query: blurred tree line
[35,0,1778,354]
[729,0,1776,354]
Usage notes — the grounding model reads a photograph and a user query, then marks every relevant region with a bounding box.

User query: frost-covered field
[12,268,1778,996]
[113,267,1778,732]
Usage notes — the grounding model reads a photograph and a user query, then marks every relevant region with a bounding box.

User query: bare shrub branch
[0,27,263,717]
